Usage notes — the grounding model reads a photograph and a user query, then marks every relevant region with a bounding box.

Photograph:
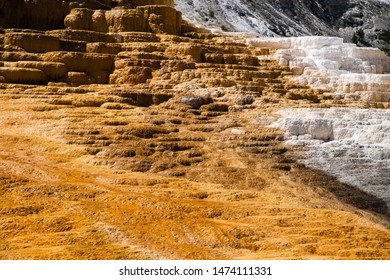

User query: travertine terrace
[0,0,389,260]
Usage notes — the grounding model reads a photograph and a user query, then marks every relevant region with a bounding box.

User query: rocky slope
[0,0,389,260]
[175,0,390,55]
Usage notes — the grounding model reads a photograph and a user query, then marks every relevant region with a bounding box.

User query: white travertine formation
[271,108,390,208]
[248,36,390,102]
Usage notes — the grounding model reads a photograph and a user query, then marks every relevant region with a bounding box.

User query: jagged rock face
[64,8,151,33]
[175,0,390,55]
[63,6,182,35]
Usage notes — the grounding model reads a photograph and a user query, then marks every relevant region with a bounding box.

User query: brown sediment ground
[0,82,388,260]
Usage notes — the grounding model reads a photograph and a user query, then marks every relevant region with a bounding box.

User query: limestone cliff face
[175,0,390,55]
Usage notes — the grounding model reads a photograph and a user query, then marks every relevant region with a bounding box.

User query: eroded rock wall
[0,0,113,30]
[64,5,181,35]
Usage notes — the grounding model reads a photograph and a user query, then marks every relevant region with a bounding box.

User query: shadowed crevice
[291,163,390,224]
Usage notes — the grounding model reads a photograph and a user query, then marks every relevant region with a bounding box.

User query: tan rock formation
[165,43,202,62]
[87,42,122,54]
[130,0,174,7]
[0,66,47,84]
[110,66,152,84]
[42,51,114,73]
[105,8,149,32]
[12,61,68,80]
[64,8,95,31]
[47,29,120,43]
[64,5,181,35]
[4,31,60,53]
[65,8,150,33]
[120,31,159,42]
[137,5,181,35]
[63,71,96,86]
[0,51,40,62]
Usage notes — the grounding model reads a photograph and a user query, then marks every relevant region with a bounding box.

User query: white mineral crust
[271,108,390,209]
[247,36,390,102]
